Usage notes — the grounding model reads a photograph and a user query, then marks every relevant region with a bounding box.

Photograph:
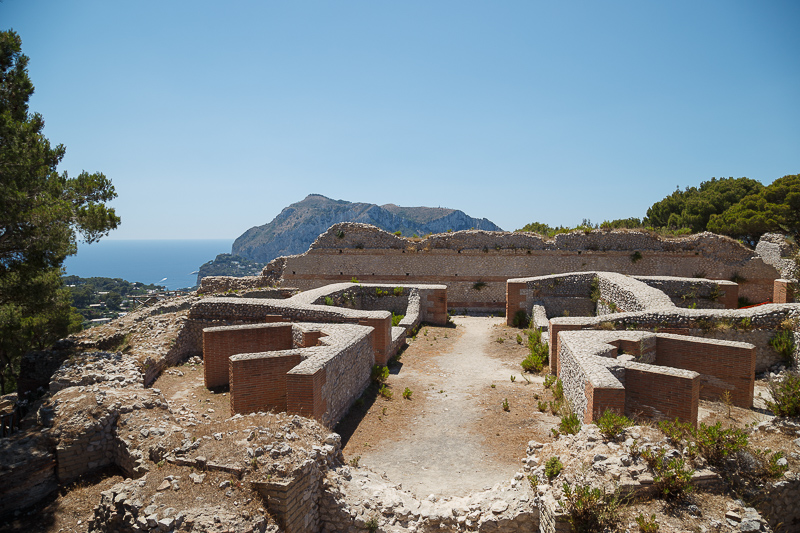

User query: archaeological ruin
[2,224,800,532]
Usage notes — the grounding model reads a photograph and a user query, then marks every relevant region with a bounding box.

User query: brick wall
[203,324,293,388]
[287,368,327,421]
[357,315,391,365]
[425,289,448,325]
[585,383,626,423]
[229,352,302,415]
[655,335,755,407]
[624,364,699,424]
[774,279,794,304]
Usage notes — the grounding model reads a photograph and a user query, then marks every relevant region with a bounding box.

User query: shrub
[502,398,510,411]
[402,387,412,400]
[544,374,557,389]
[559,413,581,435]
[391,313,404,327]
[351,277,360,283]
[378,384,393,399]
[545,456,563,480]
[658,419,748,467]
[522,329,549,372]
[511,309,529,328]
[393,286,403,296]
[473,281,487,291]
[769,329,796,363]
[561,481,622,533]
[641,446,694,500]
[515,334,523,345]
[553,378,564,402]
[589,276,600,303]
[371,365,389,384]
[537,400,548,412]
[596,409,633,440]
[630,251,643,263]
[765,371,800,416]
[324,296,334,306]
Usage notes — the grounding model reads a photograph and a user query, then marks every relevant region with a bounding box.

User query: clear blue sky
[4,1,798,239]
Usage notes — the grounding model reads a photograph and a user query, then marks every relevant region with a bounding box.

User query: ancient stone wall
[268,223,781,308]
[557,330,752,424]
[634,276,738,309]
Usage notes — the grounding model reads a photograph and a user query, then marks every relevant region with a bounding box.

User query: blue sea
[62,240,233,290]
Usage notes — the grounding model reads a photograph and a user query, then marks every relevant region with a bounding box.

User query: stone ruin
[2,226,800,532]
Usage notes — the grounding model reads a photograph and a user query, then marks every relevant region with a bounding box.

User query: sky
[3,1,799,240]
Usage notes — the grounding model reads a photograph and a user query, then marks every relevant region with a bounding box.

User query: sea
[62,239,233,290]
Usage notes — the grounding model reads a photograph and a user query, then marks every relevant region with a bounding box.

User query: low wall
[655,334,755,407]
[549,304,800,375]
[634,276,738,309]
[270,223,780,309]
[557,330,750,424]
[207,323,374,427]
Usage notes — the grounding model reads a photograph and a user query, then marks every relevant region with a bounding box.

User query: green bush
[769,329,796,363]
[545,456,563,480]
[561,482,622,533]
[553,378,564,402]
[766,371,800,416]
[324,296,334,306]
[641,446,694,500]
[559,413,581,435]
[402,387,412,400]
[378,384,393,399]
[596,409,633,441]
[391,313,404,327]
[371,365,389,384]
[393,286,403,296]
[544,374,557,389]
[658,419,748,466]
[537,400,548,412]
[522,329,549,372]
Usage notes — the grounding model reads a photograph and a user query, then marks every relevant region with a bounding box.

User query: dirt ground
[336,315,560,497]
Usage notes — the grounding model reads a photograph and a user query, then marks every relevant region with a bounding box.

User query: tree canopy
[0,30,120,393]
[643,177,764,232]
[707,174,800,244]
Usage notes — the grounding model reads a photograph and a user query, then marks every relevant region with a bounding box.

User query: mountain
[230,194,503,263]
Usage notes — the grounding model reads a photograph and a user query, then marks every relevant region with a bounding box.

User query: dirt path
[354,316,545,497]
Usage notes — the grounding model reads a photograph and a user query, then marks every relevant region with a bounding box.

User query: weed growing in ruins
[324,296,334,306]
[516,334,523,345]
[378,384,393,399]
[640,446,694,500]
[549,400,562,416]
[351,277,360,283]
[402,387,412,400]
[496,337,504,344]
[553,379,564,402]
[391,313,404,327]
[371,365,389,384]
[769,329,796,363]
[510,374,515,382]
[708,284,722,301]
[473,281,487,291]
[545,456,563,480]
[522,329,549,372]
[502,398,510,411]
[635,513,659,532]
[393,286,403,296]
[365,516,379,532]
[737,317,753,331]
[659,420,747,466]
[598,321,615,330]
[558,413,581,435]
[589,276,601,304]
[765,370,800,416]
[596,410,633,440]
[491,384,496,388]
[336,230,345,239]
[375,288,387,296]
[527,474,539,488]
[393,230,402,236]
[381,407,387,416]
[544,374,557,389]
[349,456,361,467]
[560,481,622,533]
[537,400,548,412]
[630,251,643,263]
[511,309,529,328]
[721,390,733,419]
